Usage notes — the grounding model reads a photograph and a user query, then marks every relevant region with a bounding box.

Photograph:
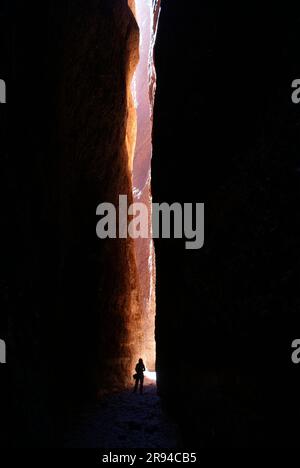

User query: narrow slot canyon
[130,0,160,376]
[1,0,177,448]
[3,0,300,449]
[64,0,167,446]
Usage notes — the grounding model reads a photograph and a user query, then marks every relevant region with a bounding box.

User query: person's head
[139,358,143,364]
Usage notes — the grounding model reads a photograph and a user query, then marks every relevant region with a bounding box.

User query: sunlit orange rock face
[60,0,146,394]
[91,0,161,390]
[129,0,161,371]
[59,0,160,395]
[59,0,160,394]
[3,0,162,447]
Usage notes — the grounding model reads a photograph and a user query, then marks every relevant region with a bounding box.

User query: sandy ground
[64,380,179,448]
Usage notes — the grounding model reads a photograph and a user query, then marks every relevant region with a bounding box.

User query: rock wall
[59,0,143,395]
[1,0,144,446]
[130,0,161,372]
[153,3,300,447]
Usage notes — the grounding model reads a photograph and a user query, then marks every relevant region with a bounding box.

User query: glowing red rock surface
[129,0,161,371]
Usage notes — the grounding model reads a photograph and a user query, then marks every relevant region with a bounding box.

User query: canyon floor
[64,380,179,448]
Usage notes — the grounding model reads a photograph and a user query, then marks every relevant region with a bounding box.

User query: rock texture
[153,3,300,448]
[0,0,148,446]
[130,0,161,372]
[59,0,144,395]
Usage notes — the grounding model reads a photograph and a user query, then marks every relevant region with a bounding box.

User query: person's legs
[133,377,139,393]
[140,377,144,394]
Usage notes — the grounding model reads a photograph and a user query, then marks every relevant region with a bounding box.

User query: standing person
[133,358,145,394]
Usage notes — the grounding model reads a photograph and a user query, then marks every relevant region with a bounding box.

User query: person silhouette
[133,358,145,394]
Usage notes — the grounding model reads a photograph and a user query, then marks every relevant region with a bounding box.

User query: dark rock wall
[2,0,300,449]
[153,3,300,447]
[1,0,142,447]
